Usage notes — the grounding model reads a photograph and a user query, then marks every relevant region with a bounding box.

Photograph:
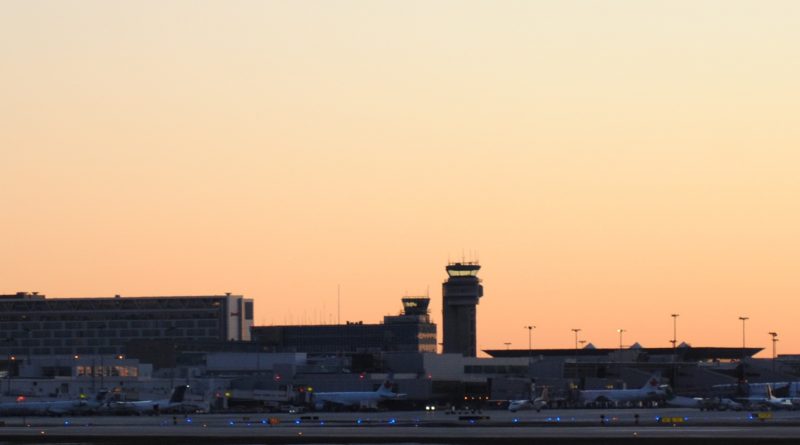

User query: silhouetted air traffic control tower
[442,262,483,357]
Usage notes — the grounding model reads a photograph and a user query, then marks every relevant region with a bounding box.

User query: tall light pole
[525,326,535,364]
[572,328,581,350]
[769,332,778,373]
[504,342,511,350]
[670,313,680,390]
[617,329,626,362]
[738,316,749,361]
[571,328,581,378]
[670,314,679,352]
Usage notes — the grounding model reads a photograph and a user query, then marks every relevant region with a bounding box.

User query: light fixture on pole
[617,329,626,361]
[768,332,778,373]
[525,326,535,364]
[571,328,581,350]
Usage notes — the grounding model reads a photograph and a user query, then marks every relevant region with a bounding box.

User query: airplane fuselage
[579,387,665,405]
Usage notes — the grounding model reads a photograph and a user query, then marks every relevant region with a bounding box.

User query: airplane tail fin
[767,384,774,399]
[377,380,395,395]
[538,387,549,401]
[642,373,661,390]
[376,374,396,396]
[169,385,188,404]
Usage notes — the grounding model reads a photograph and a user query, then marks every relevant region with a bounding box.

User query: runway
[2,408,800,443]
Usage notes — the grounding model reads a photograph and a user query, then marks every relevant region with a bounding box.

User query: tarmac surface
[2,408,800,443]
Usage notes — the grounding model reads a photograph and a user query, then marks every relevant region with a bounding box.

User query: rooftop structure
[251,297,436,354]
[485,346,764,361]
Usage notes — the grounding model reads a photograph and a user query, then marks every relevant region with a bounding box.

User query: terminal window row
[0,311,223,324]
[0,319,220,331]
[464,365,528,375]
[3,327,220,339]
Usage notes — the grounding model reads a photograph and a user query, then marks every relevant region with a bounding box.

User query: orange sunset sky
[2,1,799,357]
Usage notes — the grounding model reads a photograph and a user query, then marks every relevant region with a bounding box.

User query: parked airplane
[661,386,742,411]
[578,374,666,406]
[0,390,109,416]
[754,384,795,410]
[662,390,702,409]
[716,382,797,410]
[312,378,404,410]
[508,386,548,412]
[108,385,189,415]
[751,383,800,409]
[712,397,744,411]
[716,381,796,395]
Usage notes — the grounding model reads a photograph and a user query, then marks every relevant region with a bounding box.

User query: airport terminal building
[1,263,795,409]
[0,292,253,358]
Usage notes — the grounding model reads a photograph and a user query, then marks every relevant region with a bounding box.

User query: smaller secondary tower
[442,262,483,357]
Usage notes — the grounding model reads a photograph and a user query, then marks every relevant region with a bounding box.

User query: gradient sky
[2,1,799,357]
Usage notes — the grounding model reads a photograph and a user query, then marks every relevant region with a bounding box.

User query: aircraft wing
[44,402,73,415]
[109,400,153,414]
[508,399,531,412]
[664,395,702,409]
